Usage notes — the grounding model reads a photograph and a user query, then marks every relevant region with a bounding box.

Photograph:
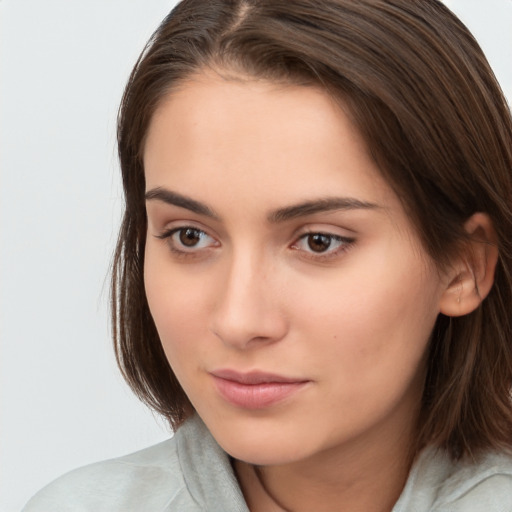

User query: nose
[209,250,288,350]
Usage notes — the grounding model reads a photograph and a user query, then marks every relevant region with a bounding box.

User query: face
[143,72,448,466]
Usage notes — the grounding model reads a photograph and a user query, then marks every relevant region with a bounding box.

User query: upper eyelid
[157,227,219,255]
[292,233,355,261]
[293,232,354,249]
[298,231,352,240]
[153,222,356,246]
[154,220,217,237]
[157,225,213,240]
[292,223,357,239]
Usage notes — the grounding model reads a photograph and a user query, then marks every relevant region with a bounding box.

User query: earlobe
[439,213,499,317]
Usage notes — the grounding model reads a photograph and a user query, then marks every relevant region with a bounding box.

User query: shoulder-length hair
[113,0,512,460]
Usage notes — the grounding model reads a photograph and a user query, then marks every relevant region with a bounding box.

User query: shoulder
[434,451,512,511]
[22,437,189,512]
[397,447,512,512]
[22,415,247,512]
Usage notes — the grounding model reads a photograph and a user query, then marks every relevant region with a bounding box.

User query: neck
[234,400,420,512]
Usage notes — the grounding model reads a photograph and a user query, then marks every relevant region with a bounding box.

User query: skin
[142,72,472,511]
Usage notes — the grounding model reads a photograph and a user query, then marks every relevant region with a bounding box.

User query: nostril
[209,302,288,350]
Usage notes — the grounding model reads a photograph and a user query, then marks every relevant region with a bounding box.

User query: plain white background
[1,1,511,511]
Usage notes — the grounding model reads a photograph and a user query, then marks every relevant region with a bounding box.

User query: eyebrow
[268,197,380,222]
[145,187,220,219]
[145,187,380,222]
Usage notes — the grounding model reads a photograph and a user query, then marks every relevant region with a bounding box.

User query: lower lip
[212,376,308,410]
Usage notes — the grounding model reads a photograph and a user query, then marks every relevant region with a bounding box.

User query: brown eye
[156,226,218,255]
[179,228,202,247]
[307,233,333,252]
[292,231,354,259]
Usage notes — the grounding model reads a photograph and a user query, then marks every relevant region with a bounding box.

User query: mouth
[210,369,310,409]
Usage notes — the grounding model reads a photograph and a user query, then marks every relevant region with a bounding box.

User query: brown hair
[113,0,512,460]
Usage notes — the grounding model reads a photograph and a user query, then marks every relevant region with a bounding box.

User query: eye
[304,233,335,253]
[156,226,218,253]
[292,232,354,258]
[176,228,206,248]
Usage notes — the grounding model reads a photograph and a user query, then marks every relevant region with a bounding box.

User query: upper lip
[210,369,307,385]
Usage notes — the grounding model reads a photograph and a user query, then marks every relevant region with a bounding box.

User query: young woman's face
[143,73,449,466]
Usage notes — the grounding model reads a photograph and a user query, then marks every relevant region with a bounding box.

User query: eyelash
[155,226,355,261]
[156,227,218,258]
[291,232,355,261]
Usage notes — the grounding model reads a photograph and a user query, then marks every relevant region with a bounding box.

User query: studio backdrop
[1,1,511,511]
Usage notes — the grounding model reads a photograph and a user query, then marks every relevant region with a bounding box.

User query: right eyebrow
[145,187,220,220]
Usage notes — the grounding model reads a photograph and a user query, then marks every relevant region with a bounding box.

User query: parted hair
[113,0,512,460]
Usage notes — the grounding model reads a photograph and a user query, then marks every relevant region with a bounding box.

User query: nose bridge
[210,243,286,348]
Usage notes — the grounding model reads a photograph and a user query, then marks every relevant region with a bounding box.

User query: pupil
[180,228,201,247]
[308,234,331,252]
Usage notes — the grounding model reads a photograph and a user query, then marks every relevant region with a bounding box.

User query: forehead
[143,72,395,214]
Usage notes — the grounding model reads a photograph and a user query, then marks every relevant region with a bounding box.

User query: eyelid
[153,218,219,239]
[152,221,355,261]
[290,226,356,261]
[292,223,356,242]
[155,224,220,256]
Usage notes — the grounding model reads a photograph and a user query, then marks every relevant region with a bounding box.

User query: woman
[24,0,512,510]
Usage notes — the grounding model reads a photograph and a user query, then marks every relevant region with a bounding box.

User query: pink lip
[210,369,309,409]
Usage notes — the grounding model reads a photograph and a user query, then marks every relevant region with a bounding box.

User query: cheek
[289,247,441,394]
[143,246,207,363]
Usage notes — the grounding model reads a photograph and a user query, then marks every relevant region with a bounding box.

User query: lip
[210,369,309,409]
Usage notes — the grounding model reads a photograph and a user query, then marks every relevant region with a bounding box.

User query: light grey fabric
[23,415,512,511]
[394,445,512,511]
[23,416,248,512]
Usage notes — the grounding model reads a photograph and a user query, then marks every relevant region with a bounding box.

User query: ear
[439,213,498,317]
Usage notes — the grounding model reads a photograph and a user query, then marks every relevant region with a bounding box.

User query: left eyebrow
[268,197,380,223]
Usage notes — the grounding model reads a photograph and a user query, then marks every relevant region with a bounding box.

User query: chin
[206,416,314,466]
